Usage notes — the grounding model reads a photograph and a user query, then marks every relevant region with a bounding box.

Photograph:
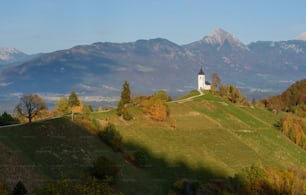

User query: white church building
[198,67,211,91]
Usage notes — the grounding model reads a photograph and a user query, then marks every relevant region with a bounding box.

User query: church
[198,67,211,91]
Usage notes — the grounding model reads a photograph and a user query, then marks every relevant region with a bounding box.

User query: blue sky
[1,0,306,54]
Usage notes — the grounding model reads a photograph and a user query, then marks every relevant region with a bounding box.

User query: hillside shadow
[120,141,227,194]
[120,140,286,195]
[64,118,282,194]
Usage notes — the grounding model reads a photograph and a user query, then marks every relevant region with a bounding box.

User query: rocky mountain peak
[0,48,26,62]
[202,28,247,50]
[296,32,306,41]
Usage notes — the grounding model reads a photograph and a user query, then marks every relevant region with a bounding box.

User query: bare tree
[211,73,221,94]
[15,94,46,123]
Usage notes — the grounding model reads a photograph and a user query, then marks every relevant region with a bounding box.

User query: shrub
[13,181,27,195]
[122,109,133,121]
[172,179,200,195]
[134,150,147,168]
[92,156,119,182]
[124,150,147,168]
[98,123,123,152]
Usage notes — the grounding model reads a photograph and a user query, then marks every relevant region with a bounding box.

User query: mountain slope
[1,29,306,102]
[0,38,198,97]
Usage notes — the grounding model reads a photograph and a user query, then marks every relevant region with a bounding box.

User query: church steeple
[198,67,205,75]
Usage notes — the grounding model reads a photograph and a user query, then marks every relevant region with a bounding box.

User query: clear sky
[1,0,306,54]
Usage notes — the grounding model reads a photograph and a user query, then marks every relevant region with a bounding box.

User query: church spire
[198,66,205,75]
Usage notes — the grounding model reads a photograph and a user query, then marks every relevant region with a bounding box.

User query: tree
[55,96,71,115]
[68,91,80,108]
[120,81,131,105]
[82,104,93,114]
[117,81,131,118]
[15,94,46,123]
[211,73,221,94]
[68,91,81,120]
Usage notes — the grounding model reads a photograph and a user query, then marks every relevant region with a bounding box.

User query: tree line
[0,91,94,125]
[210,73,247,104]
[262,79,306,116]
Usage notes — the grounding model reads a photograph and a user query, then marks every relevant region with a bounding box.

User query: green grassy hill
[92,93,306,193]
[0,93,305,194]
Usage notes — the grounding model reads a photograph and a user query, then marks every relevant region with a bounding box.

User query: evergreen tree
[117,81,132,118]
[120,81,131,104]
[68,91,80,107]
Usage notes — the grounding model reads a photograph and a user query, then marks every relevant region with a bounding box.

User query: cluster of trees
[137,90,171,121]
[211,73,247,104]
[11,91,94,124]
[54,91,94,116]
[278,115,306,150]
[115,81,171,122]
[0,112,18,126]
[263,79,306,116]
[172,165,306,194]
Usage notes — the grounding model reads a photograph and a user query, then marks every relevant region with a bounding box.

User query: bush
[98,123,123,152]
[122,109,133,121]
[172,179,200,195]
[13,181,27,195]
[92,156,119,182]
[134,150,147,168]
[124,150,147,168]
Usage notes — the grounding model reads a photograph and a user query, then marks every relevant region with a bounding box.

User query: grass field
[0,93,305,194]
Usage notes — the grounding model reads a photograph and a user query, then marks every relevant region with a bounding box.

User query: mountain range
[0,29,306,104]
[0,48,41,70]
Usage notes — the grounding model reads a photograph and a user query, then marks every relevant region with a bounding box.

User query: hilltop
[0,92,305,193]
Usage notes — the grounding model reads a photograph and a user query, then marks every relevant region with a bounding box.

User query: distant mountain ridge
[0,48,41,70]
[1,29,306,102]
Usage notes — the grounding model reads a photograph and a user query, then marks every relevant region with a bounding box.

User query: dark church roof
[198,67,205,75]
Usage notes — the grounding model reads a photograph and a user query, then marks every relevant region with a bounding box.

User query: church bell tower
[198,67,205,91]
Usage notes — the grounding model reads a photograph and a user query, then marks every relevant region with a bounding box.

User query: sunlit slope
[97,94,306,177]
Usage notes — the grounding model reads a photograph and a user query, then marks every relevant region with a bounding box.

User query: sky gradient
[1,0,306,54]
